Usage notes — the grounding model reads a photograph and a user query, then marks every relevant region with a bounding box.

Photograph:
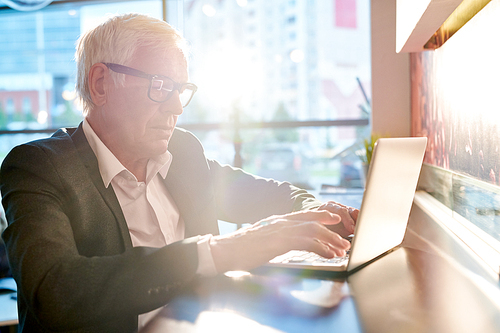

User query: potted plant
[357,134,382,183]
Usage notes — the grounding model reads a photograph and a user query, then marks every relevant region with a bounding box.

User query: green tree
[52,101,83,127]
[270,102,299,143]
[0,103,7,129]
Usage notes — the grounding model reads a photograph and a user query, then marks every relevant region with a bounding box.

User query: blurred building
[0,8,80,128]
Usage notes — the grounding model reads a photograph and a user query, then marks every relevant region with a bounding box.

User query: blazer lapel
[164,128,219,238]
[69,124,133,249]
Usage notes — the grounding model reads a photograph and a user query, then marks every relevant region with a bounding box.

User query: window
[0,0,163,159]
[335,0,357,29]
[174,0,371,191]
[22,97,32,115]
[0,0,371,192]
[5,99,14,116]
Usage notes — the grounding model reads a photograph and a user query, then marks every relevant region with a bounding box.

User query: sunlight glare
[236,0,248,7]
[195,44,263,111]
[62,89,76,101]
[224,270,251,278]
[290,49,304,63]
[202,4,217,17]
[196,311,283,333]
[37,110,48,124]
[436,13,500,125]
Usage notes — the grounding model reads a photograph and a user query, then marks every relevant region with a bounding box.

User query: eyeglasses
[102,63,197,108]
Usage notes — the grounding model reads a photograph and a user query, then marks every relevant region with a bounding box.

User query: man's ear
[89,63,109,106]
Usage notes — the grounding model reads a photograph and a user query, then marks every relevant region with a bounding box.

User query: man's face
[102,48,188,161]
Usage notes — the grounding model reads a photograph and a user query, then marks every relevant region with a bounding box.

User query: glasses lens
[149,77,174,102]
[149,78,196,107]
[179,85,196,107]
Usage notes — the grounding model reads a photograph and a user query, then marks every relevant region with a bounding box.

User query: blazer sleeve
[168,128,323,225]
[0,142,199,332]
[208,159,323,224]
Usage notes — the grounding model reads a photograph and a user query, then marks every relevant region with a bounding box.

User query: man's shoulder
[170,127,203,151]
[172,126,197,140]
[2,126,85,169]
[0,124,96,191]
[19,126,81,150]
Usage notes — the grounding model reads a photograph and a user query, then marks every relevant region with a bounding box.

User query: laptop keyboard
[270,250,349,265]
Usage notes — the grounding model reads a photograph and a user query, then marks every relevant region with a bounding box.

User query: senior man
[0,13,357,332]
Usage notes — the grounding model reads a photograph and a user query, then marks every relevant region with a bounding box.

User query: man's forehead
[132,47,188,78]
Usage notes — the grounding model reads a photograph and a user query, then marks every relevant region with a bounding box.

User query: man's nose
[161,91,183,115]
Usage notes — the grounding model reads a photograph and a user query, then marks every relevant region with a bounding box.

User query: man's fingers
[283,221,351,255]
[212,215,352,273]
[349,207,359,220]
[266,210,342,225]
[319,202,357,234]
[255,218,350,255]
[293,236,349,259]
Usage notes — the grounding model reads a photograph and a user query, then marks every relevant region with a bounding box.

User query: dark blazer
[0,123,321,332]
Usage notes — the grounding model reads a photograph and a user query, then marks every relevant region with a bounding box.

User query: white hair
[75,13,188,115]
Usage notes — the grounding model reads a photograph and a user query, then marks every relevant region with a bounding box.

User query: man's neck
[85,116,149,183]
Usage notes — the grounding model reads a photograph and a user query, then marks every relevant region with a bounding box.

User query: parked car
[254,144,312,189]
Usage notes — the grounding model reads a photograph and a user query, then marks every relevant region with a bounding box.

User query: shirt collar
[82,118,172,188]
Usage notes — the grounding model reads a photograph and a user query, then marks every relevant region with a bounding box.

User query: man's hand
[209,210,351,273]
[315,201,359,238]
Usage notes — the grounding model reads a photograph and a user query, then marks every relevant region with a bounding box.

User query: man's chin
[157,140,171,154]
[140,140,170,158]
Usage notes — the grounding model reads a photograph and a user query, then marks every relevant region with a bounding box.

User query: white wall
[370,0,411,137]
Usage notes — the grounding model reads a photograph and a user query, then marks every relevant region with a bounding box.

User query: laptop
[266,137,427,274]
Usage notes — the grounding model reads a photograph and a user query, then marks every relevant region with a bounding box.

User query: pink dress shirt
[82,119,217,328]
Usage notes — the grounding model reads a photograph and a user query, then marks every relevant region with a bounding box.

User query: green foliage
[52,100,83,127]
[358,134,382,165]
[270,102,298,143]
[12,112,25,122]
[25,112,36,123]
[0,105,7,129]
